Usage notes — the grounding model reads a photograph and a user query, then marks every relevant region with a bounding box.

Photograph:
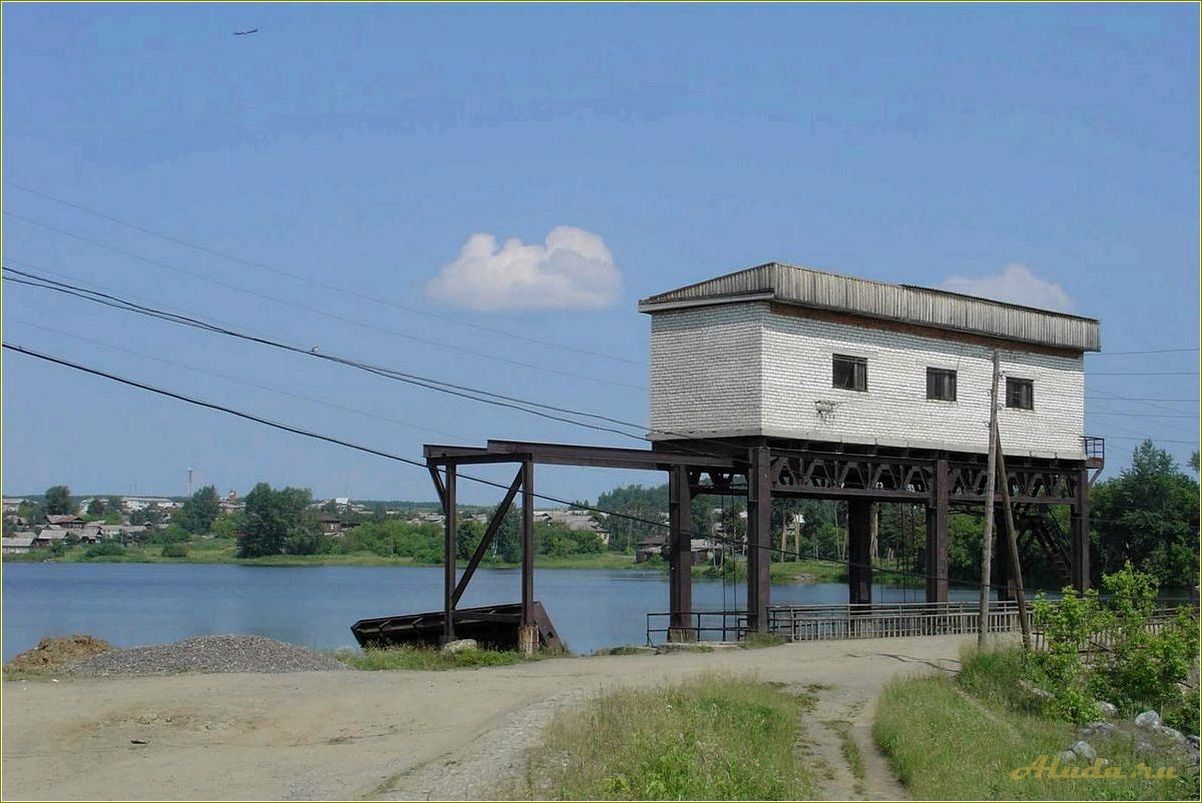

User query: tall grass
[874,651,1199,800]
[332,644,545,671]
[518,675,815,800]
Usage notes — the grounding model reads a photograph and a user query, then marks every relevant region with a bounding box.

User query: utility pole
[993,420,1032,649]
[978,351,1001,648]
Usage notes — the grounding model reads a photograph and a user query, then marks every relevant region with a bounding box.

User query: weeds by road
[515,674,817,800]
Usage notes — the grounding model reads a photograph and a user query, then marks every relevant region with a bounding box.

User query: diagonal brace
[451,466,524,607]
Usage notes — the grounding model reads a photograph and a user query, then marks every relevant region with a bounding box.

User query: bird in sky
[233,28,259,36]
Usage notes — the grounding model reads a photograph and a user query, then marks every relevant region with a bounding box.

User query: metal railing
[1030,606,1185,655]
[768,600,1028,641]
[646,610,748,645]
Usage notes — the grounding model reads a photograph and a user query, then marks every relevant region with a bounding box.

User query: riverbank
[1,541,870,584]
[0,540,649,571]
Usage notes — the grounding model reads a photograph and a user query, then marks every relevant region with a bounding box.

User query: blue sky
[2,3,1198,503]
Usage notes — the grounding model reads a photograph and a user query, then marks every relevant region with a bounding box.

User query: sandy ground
[1,634,982,801]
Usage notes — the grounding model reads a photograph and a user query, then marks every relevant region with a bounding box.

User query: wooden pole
[992,420,1032,649]
[978,351,1000,647]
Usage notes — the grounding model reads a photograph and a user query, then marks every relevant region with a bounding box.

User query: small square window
[1006,377,1034,410]
[832,354,867,392]
[926,368,957,401]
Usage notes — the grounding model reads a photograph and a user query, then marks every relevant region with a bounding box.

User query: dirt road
[1,635,978,800]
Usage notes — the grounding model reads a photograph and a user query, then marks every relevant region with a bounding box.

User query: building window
[926,368,957,401]
[832,354,867,392]
[1006,377,1034,410]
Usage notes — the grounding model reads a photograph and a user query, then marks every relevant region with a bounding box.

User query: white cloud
[425,226,622,311]
[940,263,1074,312]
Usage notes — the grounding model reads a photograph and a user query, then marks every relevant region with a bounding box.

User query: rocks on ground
[441,638,479,655]
[66,634,349,675]
[8,635,113,671]
[1134,710,1162,729]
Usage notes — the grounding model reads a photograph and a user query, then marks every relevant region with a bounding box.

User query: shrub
[160,544,189,558]
[1030,563,1199,726]
[84,541,127,559]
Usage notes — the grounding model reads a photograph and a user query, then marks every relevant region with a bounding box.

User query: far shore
[0,540,873,584]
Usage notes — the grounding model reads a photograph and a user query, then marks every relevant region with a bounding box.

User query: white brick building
[640,262,1100,460]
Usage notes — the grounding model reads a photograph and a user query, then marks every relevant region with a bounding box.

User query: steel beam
[521,459,535,626]
[848,498,873,605]
[925,458,949,603]
[443,463,457,642]
[489,440,738,470]
[1071,467,1091,592]
[451,467,524,607]
[668,465,694,640]
[746,445,772,632]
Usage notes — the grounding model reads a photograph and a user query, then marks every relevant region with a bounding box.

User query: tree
[237,483,316,558]
[456,518,484,560]
[176,485,221,535]
[494,505,523,563]
[1190,450,1200,476]
[86,498,106,516]
[44,485,71,516]
[1091,440,1200,590]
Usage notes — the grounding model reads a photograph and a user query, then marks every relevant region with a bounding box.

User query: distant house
[4,514,28,527]
[33,527,70,548]
[535,509,610,545]
[2,498,27,513]
[317,513,350,536]
[44,514,85,530]
[79,525,103,544]
[2,534,35,554]
[122,496,172,512]
[635,535,666,563]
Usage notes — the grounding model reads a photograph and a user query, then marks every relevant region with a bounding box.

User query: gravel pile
[67,634,350,676]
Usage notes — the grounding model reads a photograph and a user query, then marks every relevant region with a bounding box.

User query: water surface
[1,562,974,660]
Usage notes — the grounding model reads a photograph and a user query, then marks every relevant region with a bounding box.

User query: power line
[1,341,989,590]
[1,218,647,392]
[1088,410,1199,420]
[3,268,654,442]
[1089,371,1199,376]
[1089,347,1200,356]
[1086,394,1198,403]
[4,318,467,441]
[2,180,644,366]
[3,265,765,463]
[10,263,1194,470]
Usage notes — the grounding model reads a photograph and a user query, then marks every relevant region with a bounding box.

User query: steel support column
[848,498,873,605]
[925,458,949,603]
[668,464,695,641]
[443,463,457,642]
[518,458,538,654]
[746,446,772,632]
[1070,467,1091,592]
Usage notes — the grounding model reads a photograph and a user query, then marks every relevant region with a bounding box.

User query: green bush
[84,541,127,559]
[160,543,189,558]
[1030,563,1199,726]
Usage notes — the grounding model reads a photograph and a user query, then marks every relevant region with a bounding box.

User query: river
[0,562,979,660]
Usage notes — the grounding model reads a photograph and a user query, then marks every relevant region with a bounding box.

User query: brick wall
[649,302,1086,458]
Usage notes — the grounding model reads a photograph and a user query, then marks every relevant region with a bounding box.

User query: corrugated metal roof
[638,262,1100,351]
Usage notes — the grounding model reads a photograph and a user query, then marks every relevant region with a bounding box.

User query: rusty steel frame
[424,436,1094,638]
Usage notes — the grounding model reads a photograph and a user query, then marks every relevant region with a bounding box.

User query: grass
[740,631,789,649]
[516,674,816,800]
[824,719,866,795]
[873,648,1200,800]
[332,644,552,671]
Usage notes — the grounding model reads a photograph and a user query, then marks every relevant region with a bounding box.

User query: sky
[2,3,1198,504]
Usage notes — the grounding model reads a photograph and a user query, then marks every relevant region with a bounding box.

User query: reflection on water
[0,562,976,660]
